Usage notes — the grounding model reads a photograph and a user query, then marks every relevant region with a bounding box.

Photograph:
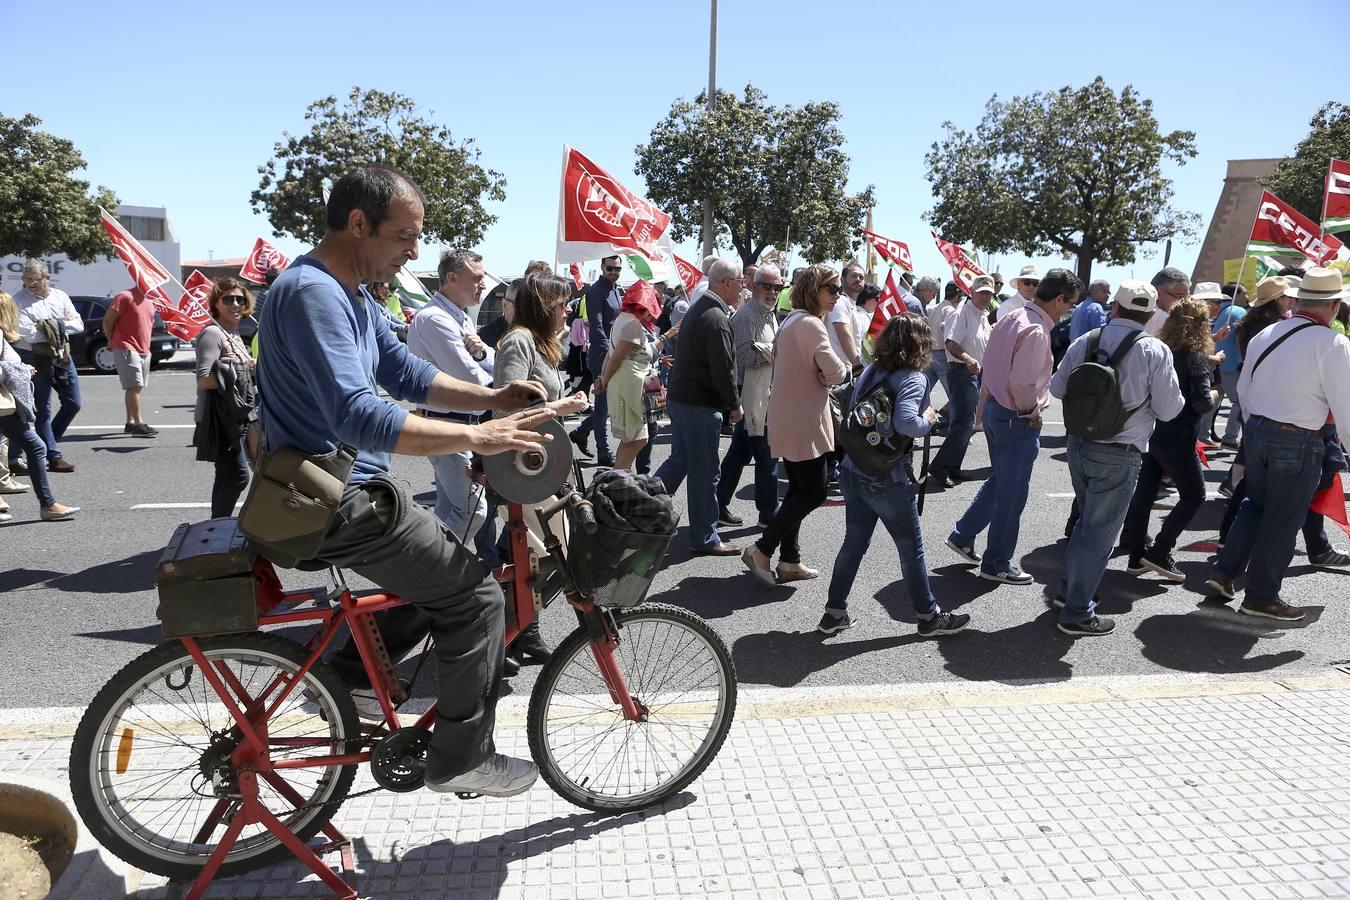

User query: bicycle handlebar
[570,499,598,535]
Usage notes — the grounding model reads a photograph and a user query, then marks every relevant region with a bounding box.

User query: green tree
[924,78,1198,284]
[635,85,874,266]
[252,87,506,246]
[1263,102,1350,222]
[0,113,118,263]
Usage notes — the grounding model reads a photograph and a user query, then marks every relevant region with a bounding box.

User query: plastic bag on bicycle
[569,470,679,608]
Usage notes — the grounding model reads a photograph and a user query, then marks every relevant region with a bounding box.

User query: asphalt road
[3,358,1348,712]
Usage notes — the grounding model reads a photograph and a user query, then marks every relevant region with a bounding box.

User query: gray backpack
[1062,327,1145,440]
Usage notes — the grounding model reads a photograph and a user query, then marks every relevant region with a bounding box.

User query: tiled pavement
[5,676,1350,898]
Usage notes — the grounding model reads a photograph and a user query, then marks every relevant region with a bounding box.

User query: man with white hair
[1069,279,1111,341]
[996,265,1040,321]
[1206,267,1350,621]
[657,256,744,555]
[8,259,83,474]
[1146,267,1190,336]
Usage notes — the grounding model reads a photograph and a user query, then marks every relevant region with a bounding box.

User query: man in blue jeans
[928,277,993,487]
[1050,280,1185,636]
[657,258,744,554]
[10,259,83,474]
[1207,267,1350,620]
[946,269,1081,584]
[570,255,624,465]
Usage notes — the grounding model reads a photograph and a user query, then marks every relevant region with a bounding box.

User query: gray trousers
[322,476,504,781]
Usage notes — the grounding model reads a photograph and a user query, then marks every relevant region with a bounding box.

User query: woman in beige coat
[743,265,849,586]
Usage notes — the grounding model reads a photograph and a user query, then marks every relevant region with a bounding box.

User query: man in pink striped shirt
[945,269,1082,584]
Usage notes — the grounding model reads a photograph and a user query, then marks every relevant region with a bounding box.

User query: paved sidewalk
[5,675,1350,899]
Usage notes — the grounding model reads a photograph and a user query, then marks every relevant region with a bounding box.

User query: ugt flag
[1323,160,1350,236]
[861,229,914,271]
[931,231,986,295]
[557,146,673,268]
[240,237,291,283]
[1246,190,1343,266]
[671,253,703,295]
[100,208,172,294]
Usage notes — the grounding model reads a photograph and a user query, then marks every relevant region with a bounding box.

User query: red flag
[557,146,672,263]
[145,287,205,341]
[931,231,986,294]
[867,271,909,340]
[568,263,584,290]
[861,229,914,271]
[1246,190,1343,265]
[1310,472,1350,537]
[1323,159,1350,235]
[100,208,172,293]
[239,237,291,283]
[672,253,703,295]
[1196,441,1210,469]
[178,270,215,328]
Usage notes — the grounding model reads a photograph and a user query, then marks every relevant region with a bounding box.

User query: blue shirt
[1213,302,1245,375]
[1069,299,1109,342]
[585,278,622,355]
[258,256,439,483]
[843,365,933,485]
[1050,319,1185,452]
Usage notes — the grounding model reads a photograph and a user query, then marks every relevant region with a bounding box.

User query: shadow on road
[1134,603,1311,673]
[645,574,794,619]
[936,611,1074,685]
[731,628,917,686]
[1,549,159,594]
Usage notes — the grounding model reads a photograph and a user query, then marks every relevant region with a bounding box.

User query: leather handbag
[237,444,356,568]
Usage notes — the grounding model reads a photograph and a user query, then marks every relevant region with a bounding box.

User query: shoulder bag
[237,442,356,568]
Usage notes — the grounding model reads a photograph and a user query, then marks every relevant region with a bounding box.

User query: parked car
[69,296,181,375]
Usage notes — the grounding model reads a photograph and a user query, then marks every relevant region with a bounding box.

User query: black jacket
[667,292,738,411]
[1155,348,1214,438]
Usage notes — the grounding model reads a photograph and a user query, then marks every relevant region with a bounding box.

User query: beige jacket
[767,312,849,461]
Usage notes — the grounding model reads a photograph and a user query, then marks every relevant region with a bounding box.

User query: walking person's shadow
[1133,604,1310,674]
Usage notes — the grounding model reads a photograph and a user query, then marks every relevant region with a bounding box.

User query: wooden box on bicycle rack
[155,518,260,640]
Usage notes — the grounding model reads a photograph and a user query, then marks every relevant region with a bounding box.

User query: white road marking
[1044,491,1227,500]
[66,424,194,430]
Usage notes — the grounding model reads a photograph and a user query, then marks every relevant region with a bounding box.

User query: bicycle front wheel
[69,633,359,881]
[528,602,736,812]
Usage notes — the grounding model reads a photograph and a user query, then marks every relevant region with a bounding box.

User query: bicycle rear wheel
[69,633,359,881]
[527,602,736,812]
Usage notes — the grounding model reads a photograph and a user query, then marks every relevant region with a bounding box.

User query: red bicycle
[68,473,736,898]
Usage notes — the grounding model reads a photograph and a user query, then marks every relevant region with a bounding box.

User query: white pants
[430,450,488,542]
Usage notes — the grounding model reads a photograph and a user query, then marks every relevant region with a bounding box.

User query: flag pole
[1322,159,1334,240]
[556,144,568,275]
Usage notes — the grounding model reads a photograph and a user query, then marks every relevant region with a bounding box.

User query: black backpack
[1062,327,1146,440]
[837,368,914,477]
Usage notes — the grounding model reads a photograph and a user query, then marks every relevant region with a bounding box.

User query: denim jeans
[952,399,1040,575]
[211,437,250,519]
[925,350,948,395]
[430,450,489,543]
[716,421,778,517]
[1219,479,1334,557]
[1059,438,1143,623]
[929,363,978,475]
[1208,377,1242,443]
[655,400,724,550]
[572,347,613,461]
[1215,417,1324,601]
[827,468,937,616]
[1122,423,1205,558]
[0,415,55,507]
[12,350,81,464]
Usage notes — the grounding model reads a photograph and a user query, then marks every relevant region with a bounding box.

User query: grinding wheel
[480,414,573,504]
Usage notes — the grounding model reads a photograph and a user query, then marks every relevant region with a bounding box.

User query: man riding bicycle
[256,165,565,797]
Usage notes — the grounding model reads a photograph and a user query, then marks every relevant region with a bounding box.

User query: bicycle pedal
[455,791,483,801]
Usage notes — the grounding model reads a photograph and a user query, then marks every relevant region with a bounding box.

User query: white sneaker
[0,507,11,523]
[0,477,28,495]
[426,753,538,797]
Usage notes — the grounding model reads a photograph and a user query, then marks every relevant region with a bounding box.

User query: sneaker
[426,753,538,797]
[350,678,412,722]
[1048,594,1100,610]
[0,477,28,495]
[1217,482,1234,499]
[9,460,28,476]
[0,507,10,523]
[1057,616,1116,637]
[1309,549,1350,568]
[1140,549,1185,583]
[1125,556,1148,576]
[129,423,158,437]
[945,536,980,565]
[776,561,819,582]
[717,508,744,527]
[1204,575,1236,600]
[979,566,1034,585]
[917,611,970,637]
[817,611,855,635]
[1239,597,1305,622]
[568,430,592,458]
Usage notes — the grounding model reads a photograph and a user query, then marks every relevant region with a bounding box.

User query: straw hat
[1251,276,1288,307]
[1010,265,1039,286]
[1292,267,1348,302]
[1191,281,1226,301]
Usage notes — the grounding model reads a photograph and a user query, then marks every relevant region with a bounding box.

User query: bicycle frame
[174,495,643,898]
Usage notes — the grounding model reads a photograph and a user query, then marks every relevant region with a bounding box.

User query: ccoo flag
[1323,159,1350,236]
[861,229,914,271]
[239,237,291,283]
[671,253,703,295]
[100,208,173,294]
[1246,190,1343,266]
[557,146,673,267]
[931,231,986,295]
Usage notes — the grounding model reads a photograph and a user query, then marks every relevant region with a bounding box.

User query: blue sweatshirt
[257,256,439,483]
[843,365,933,485]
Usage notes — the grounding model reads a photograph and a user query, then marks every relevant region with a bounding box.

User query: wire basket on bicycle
[569,469,679,608]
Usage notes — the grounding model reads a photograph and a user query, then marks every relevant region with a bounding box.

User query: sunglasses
[221,295,247,305]
[1022,280,1040,287]
[824,284,842,296]
[603,266,622,273]
[759,283,784,292]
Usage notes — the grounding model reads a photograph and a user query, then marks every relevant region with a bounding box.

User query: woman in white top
[597,281,673,470]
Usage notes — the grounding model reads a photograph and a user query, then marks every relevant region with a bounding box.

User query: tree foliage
[924,78,1198,283]
[252,87,506,246]
[0,113,118,263]
[635,85,874,266]
[1263,102,1350,222]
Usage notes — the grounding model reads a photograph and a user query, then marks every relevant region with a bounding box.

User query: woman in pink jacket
[743,265,849,586]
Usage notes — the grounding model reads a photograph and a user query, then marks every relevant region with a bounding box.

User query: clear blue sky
[4,0,1341,286]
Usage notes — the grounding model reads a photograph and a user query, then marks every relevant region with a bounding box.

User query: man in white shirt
[929,276,994,485]
[1145,267,1190,336]
[8,259,84,474]
[825,260,866,370]
[1207,267,1350,622]
[920,276,951,391]
[995,265,1040,321]
[407,249,496,542]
